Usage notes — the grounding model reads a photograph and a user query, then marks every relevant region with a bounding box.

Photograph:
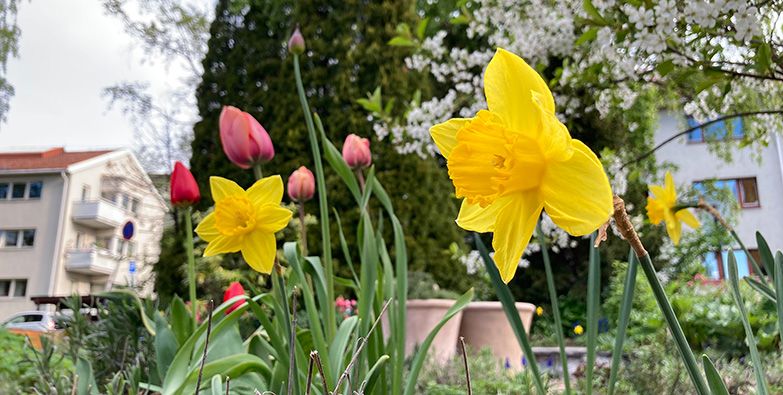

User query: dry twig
[333,299,392,393]
[195,300,215,393]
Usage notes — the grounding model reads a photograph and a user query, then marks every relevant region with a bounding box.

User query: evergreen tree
[190,0,469,291]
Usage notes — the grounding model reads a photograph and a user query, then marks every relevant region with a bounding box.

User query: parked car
[2,311,59,332]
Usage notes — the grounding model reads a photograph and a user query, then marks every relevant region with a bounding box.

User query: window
[130,198,139,214]
[703,249,758,280]
[0,181,43,200]
[0,229,35,248]
[687,117,744,143]
[0,279,28,297]
[81,185,91,201]
[693,177,760,208]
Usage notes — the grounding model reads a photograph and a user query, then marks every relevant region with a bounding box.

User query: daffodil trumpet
[430,48,613,283]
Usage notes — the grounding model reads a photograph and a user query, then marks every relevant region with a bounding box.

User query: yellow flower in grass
[429,48,613,283]
[646,171,700,245]
[196,176,292,273]
[536,306,544,316]
[573,324,584,336]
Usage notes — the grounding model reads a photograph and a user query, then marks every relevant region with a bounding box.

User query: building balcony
[71,199,125,229]
[65,247,119,276]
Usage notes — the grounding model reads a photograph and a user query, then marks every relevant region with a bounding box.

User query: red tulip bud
[219,106,275,169]
[223,281,246,314]
[170,161,200,207]
[288,26,305,55]
[287,166,315,202]
[342,134,372,169]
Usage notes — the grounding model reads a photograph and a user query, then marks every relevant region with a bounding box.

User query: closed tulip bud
[287,166,315,202]
[219,106,275,169]
[342,134,372,169]
[288,26,305,55]
[223,281,246,314]
[170,161,200,206]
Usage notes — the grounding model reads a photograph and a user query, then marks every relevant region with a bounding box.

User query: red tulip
[219,106,275,169]
[170,161,200,206]
[342,134,372,169]
[223,281,246,314]
[287,166,315,202]
[288,26,305,55]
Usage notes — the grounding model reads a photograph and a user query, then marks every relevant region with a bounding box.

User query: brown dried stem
[195,300,215,393]
[612,195,647,257]
[333,299,392,393]
[459,337,472,395]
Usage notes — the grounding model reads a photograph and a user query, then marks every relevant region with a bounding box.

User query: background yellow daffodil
[196,176,292,273]
[430,48,613,283]
[646,171,700,245]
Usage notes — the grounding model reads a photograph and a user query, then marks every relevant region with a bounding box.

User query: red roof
[0,148,114,171]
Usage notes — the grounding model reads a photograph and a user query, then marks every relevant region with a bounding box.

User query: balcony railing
[65,247,119,276]
[71,199,126,229]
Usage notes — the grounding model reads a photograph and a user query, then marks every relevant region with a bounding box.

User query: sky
[0,0,186,152]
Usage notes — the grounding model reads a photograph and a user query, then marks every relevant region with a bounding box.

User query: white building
[0,147,167,319]
[654,112,783,280]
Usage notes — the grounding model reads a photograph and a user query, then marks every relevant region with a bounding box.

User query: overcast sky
[0,0,186,152]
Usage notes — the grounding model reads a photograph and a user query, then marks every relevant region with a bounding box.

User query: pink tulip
[219,106,275,169]
[223,281,247,315]
[342,134,372,169]
[170,161,200,207]
[287,166,315,202]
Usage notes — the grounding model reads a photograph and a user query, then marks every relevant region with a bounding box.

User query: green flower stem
[183,207,197,332]
[535,224,571,394]
[585,233,600,395]
[608,250,638,395]
[698,199,765,277]
[293,54,336,340]
[253,164,263,180]
[730,229,765,278]
[637,252,710,395]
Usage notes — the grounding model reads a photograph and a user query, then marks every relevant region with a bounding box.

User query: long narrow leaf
[474,234,546,394]
[728,251,769,395]
[637,253,709,395]
[585,233,600,394]
[404,289,474,395]
[756,231,774,281]
[745,277,776,303]
[775,252,783,345]
[608,250,638,395]
[702,355,730,395]
[362,355,390,395]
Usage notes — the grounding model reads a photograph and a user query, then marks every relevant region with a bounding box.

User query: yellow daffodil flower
[196,176,292,273]
[536,306,544,316]
[574,324,584,335]
[429,48,612,283]
[646,171,700,245]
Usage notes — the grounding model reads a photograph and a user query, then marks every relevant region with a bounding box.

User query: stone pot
[382,299,464,365]
[459,301,535,371]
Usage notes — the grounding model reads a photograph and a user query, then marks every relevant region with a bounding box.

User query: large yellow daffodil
[196,176,292,273]
[646,171,700,245]
[430,48,613,283]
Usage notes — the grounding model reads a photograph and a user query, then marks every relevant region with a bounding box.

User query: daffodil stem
[608,250,637,395]
[535,224,571,394]
[298,203,308,256]
[293,53,336,341]
[184,206,198,332]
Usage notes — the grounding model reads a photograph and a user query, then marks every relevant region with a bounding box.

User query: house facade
[0,148,167,319]
[654,112,783,280]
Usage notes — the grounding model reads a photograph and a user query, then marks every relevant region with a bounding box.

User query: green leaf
[333,209,360,285]
[76,357,99,395]
[450,15,469,25]
[170,296,192,346]
[313,113,361,203]
[154,312,179,380]
[181,355,271,394]
[608,251,638,395]
[329,316,358,374]
[756,231,774,281]
[656,60,675,77]
[727,251,769,395]
[755,42,772,74]
[388,37,416,47]
[583,0,607,25]
[362,354,390,394]
[585,232,601,394]
[210,375,223,395]
[416,18,429,40]
[404,289,474,395]
[745,277,776,303]
[98,290,156,335]
[702,355,729,395]
[474,235,546,394]
[576,27,598,45]
[774,252,783,347]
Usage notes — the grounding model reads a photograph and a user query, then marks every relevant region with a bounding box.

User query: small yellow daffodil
[196,176,293,273]
[573,324,584,336]
[645,171,700,245]
[536,306,544,316]
[429,48,613,283]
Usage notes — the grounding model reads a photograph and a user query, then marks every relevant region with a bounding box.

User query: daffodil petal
[456,196,511,232]
[195,212,219,242]
[241,231,277,274]
[247,175,284,206]
[676,209,700,229]
[210,176,245,201]
[492,191,543,283]
[257,205,293,233]
[646,197,665,225]
[664,171,676,200]
[664,208,682,245]
[484,48,554,132]
[204,234,243,256]
[649,185,667,200]
[431,118,470,158]
[541,140,612,236]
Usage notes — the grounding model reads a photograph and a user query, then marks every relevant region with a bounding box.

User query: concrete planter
[382,299,464,364]
[459,301,536,371]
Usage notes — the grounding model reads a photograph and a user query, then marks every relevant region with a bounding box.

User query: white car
[2,311,58,332]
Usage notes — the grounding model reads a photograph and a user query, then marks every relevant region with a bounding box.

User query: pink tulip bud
[223,281,246,315]
[170,161,200,207]
[287,166,315,202]
[342,134,372,169]
[219,106,275,169]
[288,26,305,55]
